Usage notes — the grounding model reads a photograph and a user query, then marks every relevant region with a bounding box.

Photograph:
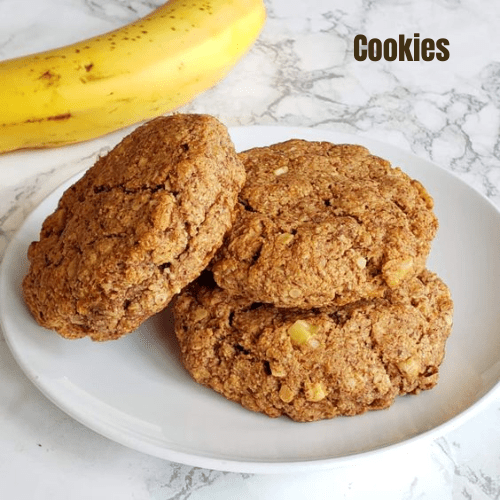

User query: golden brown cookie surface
[211,140,438,308]
[174,270,453,422]
[22,114,246,341]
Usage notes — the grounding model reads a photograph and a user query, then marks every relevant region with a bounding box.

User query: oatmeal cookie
[211,140,438,308]
[22,114,245,341]
[174,270,453,422]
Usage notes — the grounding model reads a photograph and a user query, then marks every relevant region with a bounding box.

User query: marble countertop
[1,0,500,498]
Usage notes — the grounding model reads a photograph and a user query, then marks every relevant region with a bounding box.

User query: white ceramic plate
[2,126,500,474]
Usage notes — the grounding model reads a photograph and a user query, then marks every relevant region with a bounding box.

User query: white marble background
[1,0,500,498]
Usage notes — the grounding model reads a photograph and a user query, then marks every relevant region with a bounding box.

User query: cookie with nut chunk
[174,270,453,422]
[22,114,246,341]
[211,140,438,308]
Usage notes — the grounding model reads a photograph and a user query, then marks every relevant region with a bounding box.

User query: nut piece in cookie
[211,140,438,308]
[22,114,246,341]
[174,270,453,422]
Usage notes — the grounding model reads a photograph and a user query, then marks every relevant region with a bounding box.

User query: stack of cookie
[173,138,454,422]
[22,114,453,422]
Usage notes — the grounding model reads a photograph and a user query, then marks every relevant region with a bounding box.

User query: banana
[0,0,266,153]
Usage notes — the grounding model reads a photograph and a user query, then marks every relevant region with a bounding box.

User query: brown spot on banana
[38,70,61,85]
[79,72,116,83]
[48,113,72,121]
[23,113,72,125]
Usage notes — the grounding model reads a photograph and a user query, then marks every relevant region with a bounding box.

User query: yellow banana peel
[0,0,266,153]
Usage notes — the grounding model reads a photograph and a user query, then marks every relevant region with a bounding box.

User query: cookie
[211,140,438,308]
[174,270,453,422]
[22,114,246,341]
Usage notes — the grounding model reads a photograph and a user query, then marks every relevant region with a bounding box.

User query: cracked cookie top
[211,140,438,308]
[22,114,245,341]
[174,269,453,422]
